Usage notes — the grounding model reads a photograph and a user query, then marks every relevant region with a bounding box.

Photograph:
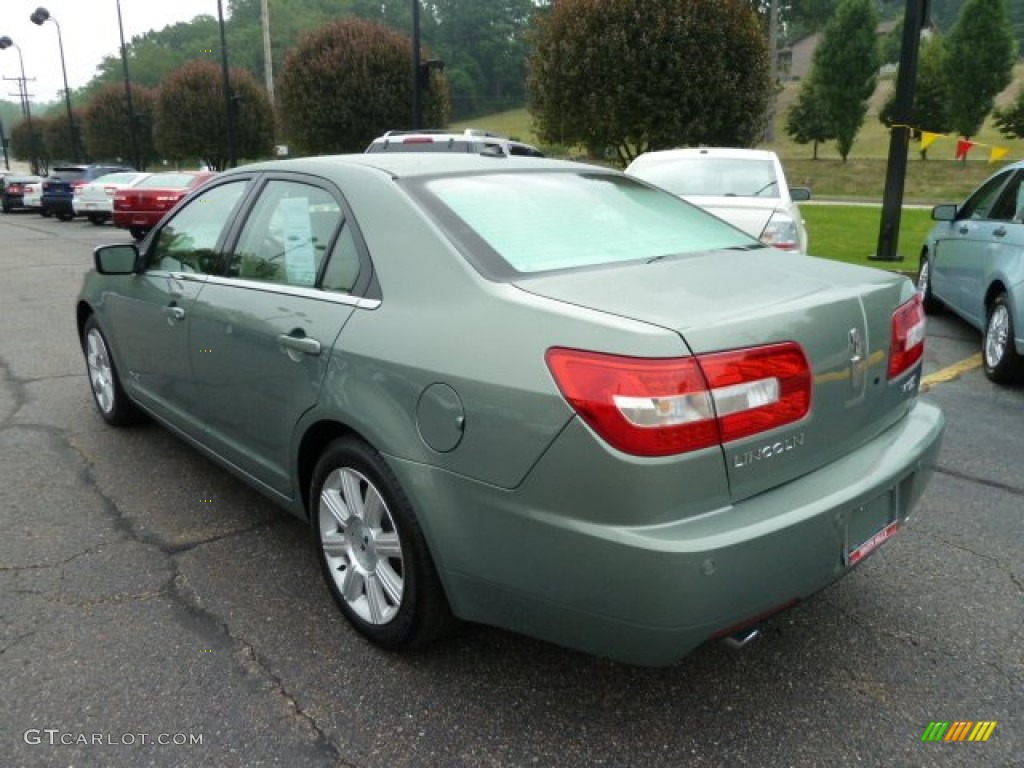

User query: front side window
[229,180,342,287]
[412,171,757,276]
[147,181,248,273]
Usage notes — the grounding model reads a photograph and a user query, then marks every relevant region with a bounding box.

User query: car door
[187,176,365,496]
[104,179,250,435]
[932,169,1018,325]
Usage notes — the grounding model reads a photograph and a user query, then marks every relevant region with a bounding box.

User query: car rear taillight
[104,186,117,196]
[888,293,925,379]
[545,342,811,457]
[760,212,801,251]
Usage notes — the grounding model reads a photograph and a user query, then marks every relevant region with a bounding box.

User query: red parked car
[113,171,217,240]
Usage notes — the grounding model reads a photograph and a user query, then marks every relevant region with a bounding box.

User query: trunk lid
[515,249,921,502]
[682,195,777,240]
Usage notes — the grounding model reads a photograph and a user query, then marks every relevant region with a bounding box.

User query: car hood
[513,250,920,502]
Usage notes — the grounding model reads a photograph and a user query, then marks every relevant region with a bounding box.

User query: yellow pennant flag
[920,131,940,151]
[989,146,1009,164]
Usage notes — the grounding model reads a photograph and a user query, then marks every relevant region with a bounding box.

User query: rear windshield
[367,140,477,153]
[631,157,780,198]
[409,171,757,277]
[91,172,140,185]
[50,168,86,182]
[137,173,199,189]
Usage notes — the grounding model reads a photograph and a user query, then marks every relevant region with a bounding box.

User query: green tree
[994,87,1024,139]
[943,0,1017,140]
[785,76,835,159]
[809,0,880,161]
[82,83,158,169]
[40,110,82,164]
[153,60,274,170]
[10,117,48,175]
[879,35,952,159]
[528,0,771,165]
[276,18,449,155]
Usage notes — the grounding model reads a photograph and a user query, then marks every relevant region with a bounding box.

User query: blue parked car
[919,160,1024,384]
[41,163,134,221]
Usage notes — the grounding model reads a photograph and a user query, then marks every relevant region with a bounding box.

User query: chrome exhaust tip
[721,627,762,650]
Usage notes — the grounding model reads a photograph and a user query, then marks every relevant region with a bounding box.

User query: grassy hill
[454,63,1024,204]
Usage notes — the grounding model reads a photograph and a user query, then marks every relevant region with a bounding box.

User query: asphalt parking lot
[1,212,1020,768]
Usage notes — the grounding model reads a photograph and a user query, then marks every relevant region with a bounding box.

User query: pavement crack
[0,629,39,656]
[934,465,1024,498]
[918,530,1024,597]
[0,354,30,428]
[0,545,104,573]
[171,573,351,766]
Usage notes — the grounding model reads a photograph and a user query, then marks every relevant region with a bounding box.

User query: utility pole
[260,0,274,107]
[765,0,780,142]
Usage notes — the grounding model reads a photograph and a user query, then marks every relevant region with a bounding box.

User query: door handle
[164,305,186,324]
[957,226,969,235]
[277,333,321,358]
[993,227,1007,237]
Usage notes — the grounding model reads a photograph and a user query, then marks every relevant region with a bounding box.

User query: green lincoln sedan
[76,154,945,666]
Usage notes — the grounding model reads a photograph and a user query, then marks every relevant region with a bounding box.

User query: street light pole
[0,36,38,174]
[217,0,238,168]
[30,7,80,162]
[114,0,141,170]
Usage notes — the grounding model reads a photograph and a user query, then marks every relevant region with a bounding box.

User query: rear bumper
[394,399,945,666]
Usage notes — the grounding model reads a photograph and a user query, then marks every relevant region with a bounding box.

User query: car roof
[222,153,595,181]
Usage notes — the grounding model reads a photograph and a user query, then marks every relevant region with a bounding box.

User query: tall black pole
[31,9,80,162]
[872,0,930,262]
[411,0,421,129]
[0,117,10,170]
[0,38,38,174]
[217,0,237,168]
[115,0,141,170]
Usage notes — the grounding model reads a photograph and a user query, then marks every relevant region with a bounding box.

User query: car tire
[983,294,1024,385]
[56,211,74,222]
[40,207,52,218]
[87,214,108,225]
[311,437,455,651]
[129,227,148,241]
[1,200,10,213]
[917,252,942,313]
[82,315,143,426]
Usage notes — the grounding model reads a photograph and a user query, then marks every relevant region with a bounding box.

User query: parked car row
[2,166,217,241]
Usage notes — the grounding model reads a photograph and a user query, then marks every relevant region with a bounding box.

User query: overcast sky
[2,0,225,103]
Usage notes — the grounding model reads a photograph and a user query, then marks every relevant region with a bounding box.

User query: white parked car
[73,171,150,225]
[20,178,44,212]
[625,148,811,253]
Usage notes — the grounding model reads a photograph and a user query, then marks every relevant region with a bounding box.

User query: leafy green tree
[879,35,952,159]
[40,110,84,164]
[994,87,1024,139]
[809,0,880,161]
[785,76,836,159]
[153,60,274,170]
[943,0,1017,139]
[529,0,771,166]
[10,117,48,175]
[276,18,449,155]
[82,83,158,169]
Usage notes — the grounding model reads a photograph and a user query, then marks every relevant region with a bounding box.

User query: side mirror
[94,243,140,275]
[790,187,812,202]
[931,204,957,222]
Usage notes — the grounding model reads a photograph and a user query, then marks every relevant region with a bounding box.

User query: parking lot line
[920,353,983,393]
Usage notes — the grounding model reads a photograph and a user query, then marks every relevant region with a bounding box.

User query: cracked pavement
[1,216,1021,767]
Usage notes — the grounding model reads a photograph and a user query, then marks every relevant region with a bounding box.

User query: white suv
[366,129,544,158]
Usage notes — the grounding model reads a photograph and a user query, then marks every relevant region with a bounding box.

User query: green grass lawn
[802,204,931,271]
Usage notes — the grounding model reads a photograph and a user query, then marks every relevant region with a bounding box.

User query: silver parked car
[918,160,1024,384]
[626,147,811,253]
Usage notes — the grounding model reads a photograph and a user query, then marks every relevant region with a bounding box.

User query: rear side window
[413,171,756,276]
[230,180,342,287]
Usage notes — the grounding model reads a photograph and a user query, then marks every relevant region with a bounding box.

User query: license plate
[845,489,899,566]
[847,521,899,566]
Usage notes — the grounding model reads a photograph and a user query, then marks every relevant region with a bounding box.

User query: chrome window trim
[203,273,381,309]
